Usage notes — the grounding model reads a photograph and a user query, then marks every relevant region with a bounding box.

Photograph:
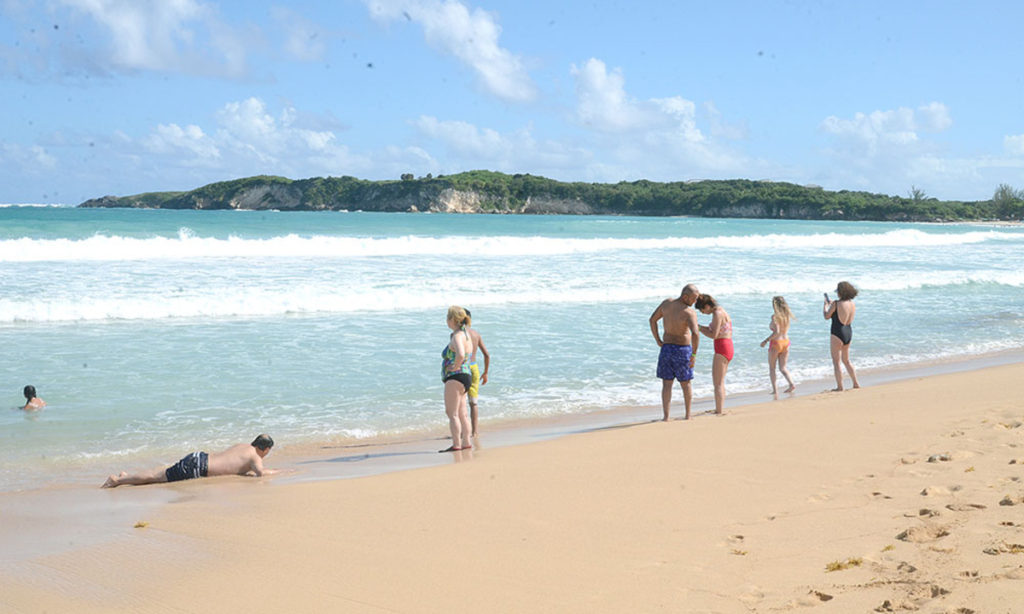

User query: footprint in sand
[945,503,987,512]
[896,525,950,543]
[998,495,1023,506]
[920,485,962,496]
[1001,567,1024,580]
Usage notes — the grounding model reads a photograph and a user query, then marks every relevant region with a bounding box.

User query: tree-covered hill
[78,171,1024,222]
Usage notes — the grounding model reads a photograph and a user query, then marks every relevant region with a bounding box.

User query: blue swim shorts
[657,344,693,382]
[165,451,209,482]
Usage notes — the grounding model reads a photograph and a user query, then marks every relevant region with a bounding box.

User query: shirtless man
[464,309,490,437]
[649,284,700,420]
[102,434,276,488]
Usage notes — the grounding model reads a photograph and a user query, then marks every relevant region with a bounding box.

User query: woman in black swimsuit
[823,281,860,391]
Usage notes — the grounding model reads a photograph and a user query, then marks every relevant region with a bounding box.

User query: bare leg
[443,380,465,450]
[712,354,728,414]
[101,467,167,488]
[457,392,472,449]
[841,344,860,388]
[680,380,692,420]
[778,349,795,393]
[469,399,478,437]
[830,335,845,391]
[767,347,779,394]
[660,379,674,421]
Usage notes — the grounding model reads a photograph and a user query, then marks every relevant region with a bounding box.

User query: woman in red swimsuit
[695,294,732,415]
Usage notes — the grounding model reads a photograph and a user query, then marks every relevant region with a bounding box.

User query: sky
[2,0,1023,205]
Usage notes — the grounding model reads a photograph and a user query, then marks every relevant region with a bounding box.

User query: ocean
[2,206,1023,492]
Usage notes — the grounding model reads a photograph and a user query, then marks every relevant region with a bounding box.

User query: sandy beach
[3,362,1024,613]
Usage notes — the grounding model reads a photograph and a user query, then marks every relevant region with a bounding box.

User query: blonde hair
[772,295,793,326]
[446,305,468,328]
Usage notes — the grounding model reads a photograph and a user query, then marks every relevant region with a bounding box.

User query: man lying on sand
[102,434,276,488]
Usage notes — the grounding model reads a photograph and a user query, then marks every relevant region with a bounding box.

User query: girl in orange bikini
[695,294,732,415]
[759,296,795,395]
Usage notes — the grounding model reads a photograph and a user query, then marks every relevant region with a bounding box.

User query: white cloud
[57,0,251,76]
[126,97,443,182]
[916,101,953,132]
[30,145,57,169]
[144,123,220,161]
[415,116,506,155]
[703,101,748,140]
[0,142,58,175]
[560,57,760,182]
[820,102,952,155]
[571,58,704,144]
[1005,134,1024,155]
[363,0,536,102]
[414,116,590,173]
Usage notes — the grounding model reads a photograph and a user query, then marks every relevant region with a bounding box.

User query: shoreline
[2,348,1023,567]
[3,357,1023,611]
[5,346,1024,496]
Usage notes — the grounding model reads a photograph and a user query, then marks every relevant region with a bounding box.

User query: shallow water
[2,207,1022,491]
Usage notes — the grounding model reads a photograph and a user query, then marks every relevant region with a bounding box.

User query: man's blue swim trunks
[657,344,693,382]
[165,451,209,482]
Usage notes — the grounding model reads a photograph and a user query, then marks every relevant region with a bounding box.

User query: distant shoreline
[76,171,1023,222]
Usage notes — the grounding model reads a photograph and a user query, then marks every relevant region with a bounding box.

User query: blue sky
[2,0,1023,204]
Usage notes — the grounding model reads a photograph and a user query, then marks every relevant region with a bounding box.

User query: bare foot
[784,385,796,393]
[102,471,126,488]
[852,384,861,389]
[830,387,844,392]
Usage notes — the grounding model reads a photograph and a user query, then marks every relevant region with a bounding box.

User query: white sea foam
[1,228,1020,263]
[1,267,1021,324]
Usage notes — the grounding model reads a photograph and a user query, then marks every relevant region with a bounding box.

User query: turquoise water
[2,206,1023,491]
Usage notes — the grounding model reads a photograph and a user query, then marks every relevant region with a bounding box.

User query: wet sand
[2,359,1024,612]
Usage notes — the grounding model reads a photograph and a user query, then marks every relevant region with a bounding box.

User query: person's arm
[687,309,699,363]
[823,296,836,320]
[761,318,778,347]
[451,333,469,371]
[247,452,279,477]
[649,302,665,346]
[478,337,491,385]
[250,453,265,477]
[699,310,721,339]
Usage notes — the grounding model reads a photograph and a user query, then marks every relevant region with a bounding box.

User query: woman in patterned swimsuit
[440,305,474,452]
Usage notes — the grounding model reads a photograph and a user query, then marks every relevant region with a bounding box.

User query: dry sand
[2,363,1023,613]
